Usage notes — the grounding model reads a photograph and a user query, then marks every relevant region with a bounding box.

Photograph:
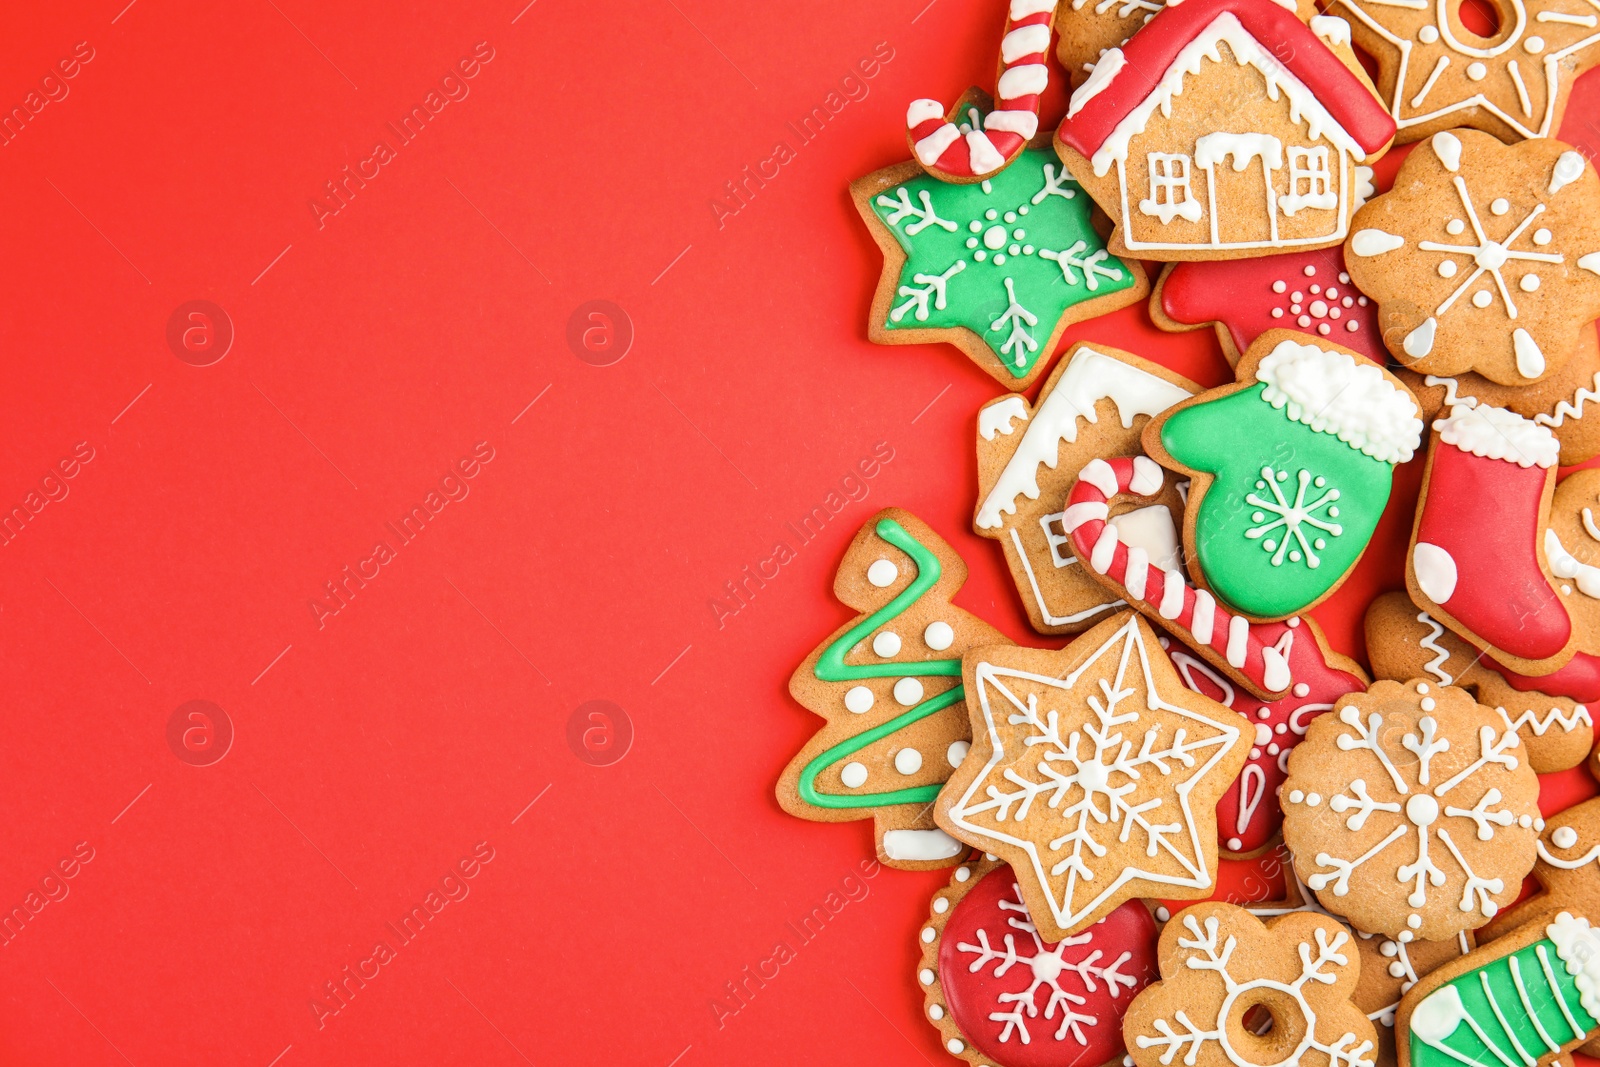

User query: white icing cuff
[998,63,1049,101]
[985,109,1039,139]
[1001,23,1051,63]
[906,98,945,128]
[1256,340,1423,463]
[882,828,963,861]
[914,124,961,165]
[1434,403,1560,468]
[1068,48,1124,119]
[1548,911,1600,1019]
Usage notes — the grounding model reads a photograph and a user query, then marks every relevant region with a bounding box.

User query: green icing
[869,140,1136,380]
[1408,938,1597,1067]
[1161,384,1394,618]
[799,517,964,810]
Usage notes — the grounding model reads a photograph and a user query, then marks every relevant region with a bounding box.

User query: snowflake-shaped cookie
[936,611,1251,941]
[855,94,1144,391]
[919,856,1160,1066]
[1281,679,1542,942]
[1346,130,1600,385]
[1332,0,1600,142]
[1125,902,1378,1067]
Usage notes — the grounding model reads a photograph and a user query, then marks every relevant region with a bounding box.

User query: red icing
[1057,0,1394,161]
[939,868,1158,1067]
[1160,247,1386,362]
[1488,650,1600,703]
[1171,632,1364,854]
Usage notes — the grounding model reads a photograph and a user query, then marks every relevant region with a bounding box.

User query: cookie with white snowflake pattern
[777,509,1010,870]
[1397,323,1600,466]
[1346,130,1600,386]
[1280,679,1542,943]
[974,342,1198,636]
[1124,902,1379,1067]
[855,90,1146,391]
[935,611,1251,941]
[917,855,1161,1067]
[1331,0,1600,143]
[1364,591,1594,774]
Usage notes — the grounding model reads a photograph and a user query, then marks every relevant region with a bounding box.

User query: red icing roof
[1057,0,1395,160]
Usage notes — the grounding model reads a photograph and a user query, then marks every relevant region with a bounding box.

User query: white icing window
[1139,153,1203,224]
[1281,147,1337,216]
[1041,512,1075,568]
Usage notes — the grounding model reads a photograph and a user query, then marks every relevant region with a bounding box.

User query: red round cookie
[937,867,1157,1067]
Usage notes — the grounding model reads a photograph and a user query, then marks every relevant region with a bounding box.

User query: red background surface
[2,1,1599,1064]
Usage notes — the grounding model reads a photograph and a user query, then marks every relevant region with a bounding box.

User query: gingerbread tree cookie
[1331,0,1600,143]
[1281,679,1542,943]
[777,509,1009,869]
[917,856,1160,1067]
[1364,591,1593,773]
[855,92,1145,391]
[974,342,1197,635]
[935,611,1251,940]
[1346,131,1600,386]
[1124,902,1379,1067]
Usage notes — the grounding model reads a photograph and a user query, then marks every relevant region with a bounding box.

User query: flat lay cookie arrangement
[778,1,1600,1062]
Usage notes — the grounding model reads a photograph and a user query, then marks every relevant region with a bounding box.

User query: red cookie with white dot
[918,855,1161,1067]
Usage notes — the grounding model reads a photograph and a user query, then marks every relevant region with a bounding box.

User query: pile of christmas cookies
[777,0,1600,1064]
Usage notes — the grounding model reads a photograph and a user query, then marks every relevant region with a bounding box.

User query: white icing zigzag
[1498,704,1592,737]
[1416,612,1454,685]
[1538,373,1600,429]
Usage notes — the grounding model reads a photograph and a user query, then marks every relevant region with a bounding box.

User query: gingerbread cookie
[1364,591,1593,774]
[975,342,1198,635]
[1280,679,1542,943]
[1055,0,1395,261]
[777,509,1009,869]
[1144,330,1423,620]
[1396,911,1600,1067]
[1152,245,1386,365]
[1346,131,1600,386]
[935,611,1251,940]
[1408,401,1576,677]
[1167,623,1368,857]
[918,856,1161,1066]
[1397,324,1600,467]
[1061,454,1311,699]
[858,93,1146,390]
[1331,0,1600,143]
[1124,902,1379,1067]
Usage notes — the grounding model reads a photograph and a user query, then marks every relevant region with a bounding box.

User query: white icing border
[1255,339,1423,463]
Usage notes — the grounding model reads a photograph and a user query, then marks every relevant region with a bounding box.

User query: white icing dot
[1292,290,1304,302]
[1381,940,1398,957]
[844,686,875,714]
[1467,61,1487,80]
[920,968,935,985]
[1417,684,1429,694]
[984,209,997,221]
[993,253,1006,264]
[968,220,982,233]
[1311,300,1329,317]
[985,852,997,861]
[1271,308,1284,318]
[965,237,978,249]
[1018,205,1028,215]
[1473,290,1493,308]
[955,867,970,882]
[1307,793,1322,806]
[867,559,898,587]
[894,678,924,706]
[1298,315,1312,328]
[1400,930,1414,942]
[1390,961,1408,978]
[1008,243,1021,255]
[872,631,902,657]
[841,762,868,788]
[947,740,970,768]
[924,621,954,650]
[1227,836,1243,850]
[1346,321,1360,332]
[1155,906,1171,921]
[1408,914,1422,929]
[1535,228,1553,245]
[1342,296,1354,308]
[948,1040,965,1054]
[1521,274,1540,292]
[1340,271,1350,283]
[1555,825,1580,848]
[895,748,924,775]
[1275,723,1287,735]
[1012,228,1025,240]
[1318,324,1330,335]
[929,1004,945,1020]
[1447,219,1466,235]
[1004,211,1017,223]
[1250,747,1262,760]
[1419,23,1439,41]
[1267,743,1280,755]
[1305,265,1317,277]
[1358,296,1369,306]
[933,896,949,913]
[1491,197,1510,215]
[973,250,987,262]
[1520,814,1534,827]
[1023,245,1034,255]
[1326,287,1338,298]
[1291,303,1302,314]
[1526,35,1545,52]
[922,927,937,943]
[1439,260,1458,278]
[1538,818,1546,831]
[1420,697,1436,711]
[1257,708,1271,719]
[1273,280,1287,293]
[1289,789,1306,803]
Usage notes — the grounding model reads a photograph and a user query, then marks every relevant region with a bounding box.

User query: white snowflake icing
[892,261,966,322]
[945,616,1244,934]
[1136,913,1375,1067]
[876,187,958,235]
[958,880,1140,1045]
[991,277,1040,368]
[1245,466,1343,568]
[1040,241,1127,290]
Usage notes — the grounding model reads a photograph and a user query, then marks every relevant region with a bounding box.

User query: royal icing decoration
[1346,131,1600,386]
[1169,621,1366,856]
[779,510,1009,868]
[1155,245,1385,363]
[1125,903,1378,1067]
[936,612,1250,940]
[922,858,1160,1067]
[1061,454,1304,698]
[1151,335,1421,619]
[1331,0,1600,142]
[1057,0,1394,257]
[858,135,1141,387]
[1281,679,1542,942]
[974,344,1197,635]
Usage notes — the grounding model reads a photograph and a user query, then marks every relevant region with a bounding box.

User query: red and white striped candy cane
[1064,455,1297,698]
[905,0,1057,182]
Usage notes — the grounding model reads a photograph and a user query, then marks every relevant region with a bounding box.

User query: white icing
[906,99,945,127]
[925,621,955,651]
[1255,339,1423,463]
[842,762,868,788]
[1548,911,1600,1020]
[984,109,1039,139]
[894,678,925,706]
[1416,612,1454,685]
[1062,501,1110,533]
[895,747,924,774]
[1091,524,1120,573]
[883,828,962,860]
[1352,228,1405,256]
[867,559,899,586]
[1082,458,1119,500]
[1226,615,1249,668]
[947,740,970,767]
[1109,505,1181,571]
[1514,327,1546,379]
[1067,48,1126,119]
[1194,131,1282,171]
[1191,590,1215,644]
[1551,151,1588,195]
[1553,825,1580,849]
[845,686,875,714]
[1009,0,1056,18]
[873,631,902,657]
[1002,24,1051,63]
[1546,528,1600,598]
[914,124,962,166]
[1160,568,1185,619]
[966,131,1007,175]
[980,396,1029,440]
[1410,984,1468,1044]
[1432,131,1462,172]
[1403,317,1437,359]
[1412,543,1459,603]
[975,348,1193,528]
[1434,402,1560,468]
[998,63,1049,101]
[1130,455,1164,496]
[1579,252,1600,275]
[1310,14,1352,46]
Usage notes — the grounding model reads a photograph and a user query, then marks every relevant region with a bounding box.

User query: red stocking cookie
[918,856,1160,1066]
